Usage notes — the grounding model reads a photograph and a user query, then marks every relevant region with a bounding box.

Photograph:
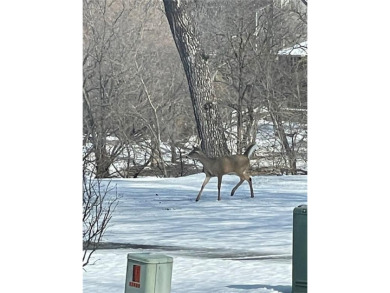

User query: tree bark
[163,0,229,157]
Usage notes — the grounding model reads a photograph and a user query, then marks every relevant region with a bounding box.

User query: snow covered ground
[83,174,307,293]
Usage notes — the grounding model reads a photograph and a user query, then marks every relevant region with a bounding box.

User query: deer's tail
[244,143,258,158]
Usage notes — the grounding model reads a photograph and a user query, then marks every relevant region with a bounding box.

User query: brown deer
[187,143,257,201]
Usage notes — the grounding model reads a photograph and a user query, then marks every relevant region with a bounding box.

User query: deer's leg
[196,175,210,202]
[217,175,223,201]
[231,178,244,196]
[247,176,254,198]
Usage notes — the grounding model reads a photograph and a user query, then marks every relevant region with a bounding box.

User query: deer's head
[186,146,203,159]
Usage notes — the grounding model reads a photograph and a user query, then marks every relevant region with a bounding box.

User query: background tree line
[83,0,307,178]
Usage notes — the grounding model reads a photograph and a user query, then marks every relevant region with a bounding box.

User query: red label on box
[132,265,141,283]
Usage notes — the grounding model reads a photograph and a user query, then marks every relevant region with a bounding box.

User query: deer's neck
[197,153,217,170]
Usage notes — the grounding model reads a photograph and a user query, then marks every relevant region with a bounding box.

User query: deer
[187,143,258,201]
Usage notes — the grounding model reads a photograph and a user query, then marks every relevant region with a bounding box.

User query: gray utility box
[125,253,173,293]
[292,204,307,293]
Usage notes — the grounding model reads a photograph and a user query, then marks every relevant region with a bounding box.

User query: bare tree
[82,0,307,177]
[121,2,194,177]
[83,0,180,178]
[212,14,260,153]
[196,0,307,173]
[252,1,307,174]
[162,0,229,157]
[83,0,130,178]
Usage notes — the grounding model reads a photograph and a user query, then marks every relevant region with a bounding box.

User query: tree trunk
[163,0,229,157]
[95,135,111,178]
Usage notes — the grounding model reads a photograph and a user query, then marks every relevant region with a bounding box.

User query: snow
[278,41,307,56]
[83,173,307,293]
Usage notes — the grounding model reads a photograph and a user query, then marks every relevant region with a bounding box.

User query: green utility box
[292,204,307,293]
[125,253,173,293]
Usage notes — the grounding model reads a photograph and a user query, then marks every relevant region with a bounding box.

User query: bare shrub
[82,169,120,267]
